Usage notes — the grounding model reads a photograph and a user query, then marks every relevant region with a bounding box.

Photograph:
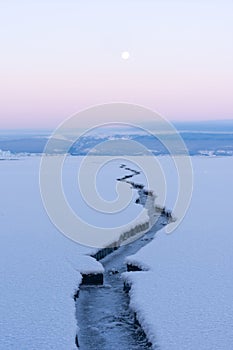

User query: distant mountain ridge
[0,121,233,156]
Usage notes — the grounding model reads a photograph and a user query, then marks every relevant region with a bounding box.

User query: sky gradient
[0,0,233,128]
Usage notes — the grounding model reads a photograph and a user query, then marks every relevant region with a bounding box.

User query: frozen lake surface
[124,157,233,350]
[1,156,233,350]
[0,156,151,350]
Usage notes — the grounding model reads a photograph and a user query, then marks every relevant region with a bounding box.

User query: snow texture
[68,255,104,274]
[0,156,151,349]
[0,158,89,350]
[123,157,233,350]
[62,156,150,248]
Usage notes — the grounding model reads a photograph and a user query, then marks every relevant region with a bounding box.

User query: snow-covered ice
[0,158,88,350]
[2,155,233,350]
[68,255,104,275]
[123,157,233,350]
[0,156,151,349]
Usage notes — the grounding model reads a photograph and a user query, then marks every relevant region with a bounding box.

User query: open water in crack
[76,217,165,350]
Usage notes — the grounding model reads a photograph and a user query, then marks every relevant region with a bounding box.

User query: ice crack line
[74,165,172,349]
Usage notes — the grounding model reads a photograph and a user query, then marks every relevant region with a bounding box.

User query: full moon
[121,51,130,60]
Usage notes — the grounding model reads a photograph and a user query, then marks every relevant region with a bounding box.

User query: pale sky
[0,0,233,128]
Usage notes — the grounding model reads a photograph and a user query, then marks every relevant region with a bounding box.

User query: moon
[121,51,130,60]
